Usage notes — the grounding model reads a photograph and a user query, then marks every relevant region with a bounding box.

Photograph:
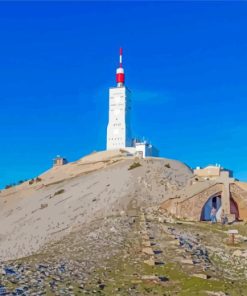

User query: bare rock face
[0,150,192,261]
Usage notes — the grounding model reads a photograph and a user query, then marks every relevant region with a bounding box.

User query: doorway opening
[200,195,239,221]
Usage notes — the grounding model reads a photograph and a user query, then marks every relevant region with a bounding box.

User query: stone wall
[176,184,223,221]
[230,183,247,220]
[161,182,247,221]
[160,184,223,221]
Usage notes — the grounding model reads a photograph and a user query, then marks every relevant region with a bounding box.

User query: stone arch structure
[200,194,240,221]
[161,182,247,221]
[229,197,239,220]
[230,183,247,220]
[200,194,221,221]
[176,184,223,221]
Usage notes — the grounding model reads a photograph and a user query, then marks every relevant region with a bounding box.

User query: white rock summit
[0,150,192,261]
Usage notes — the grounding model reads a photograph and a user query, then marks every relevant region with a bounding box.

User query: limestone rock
[181,259,194,264]
[142,247,154,255]
[192,273,209,280]
[141,275,159,281]
[144,257,155,266]
[142,241,151,247]
[232,250,243,257]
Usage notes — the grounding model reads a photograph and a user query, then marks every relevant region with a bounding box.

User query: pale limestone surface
[236,181,247,191]
[0,150,192,261]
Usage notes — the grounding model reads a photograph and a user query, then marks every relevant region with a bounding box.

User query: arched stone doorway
[230,198,239,220]
[161,182,247,221]
[200,194,239,221]
[200,195,221,221]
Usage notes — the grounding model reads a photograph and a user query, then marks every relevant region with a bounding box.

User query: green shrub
[128,162,142,170]
[29,179,34,185]
[40,203,48,209]
[5,184,13,189]
[54,189,65,196]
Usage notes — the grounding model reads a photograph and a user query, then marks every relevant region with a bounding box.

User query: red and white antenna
[116,47,125,87]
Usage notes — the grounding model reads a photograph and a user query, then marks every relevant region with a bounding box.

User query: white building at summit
[106,48,159,158]
[107,48,132,150]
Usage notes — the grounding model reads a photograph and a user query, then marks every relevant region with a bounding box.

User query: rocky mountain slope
[0,150,192,261]
[1,150,247,296]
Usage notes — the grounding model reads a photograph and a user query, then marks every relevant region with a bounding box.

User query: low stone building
[161,166,247,222]
[53,156,68,167]
[194,165,233,180]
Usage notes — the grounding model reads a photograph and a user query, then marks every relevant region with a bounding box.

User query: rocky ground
[1,152,247,295]
[1,209,247,296]
[0,152,192,262]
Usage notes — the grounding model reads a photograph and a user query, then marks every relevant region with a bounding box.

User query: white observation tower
[107,48,132,150]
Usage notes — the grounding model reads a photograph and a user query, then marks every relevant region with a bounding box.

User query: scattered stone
[155,261,165,266]
[193,273,209,280]
[99,283,105,290]
[141,275,159,281]
[142,241,151,247]
[159,276,169,282]
[232,250,242,257]
[144,258,155,266]
[181,259,194,265]
[142,248,154,255]
[153,250,162,255]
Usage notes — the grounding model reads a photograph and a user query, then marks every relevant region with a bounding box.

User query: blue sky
[0,2,247,188]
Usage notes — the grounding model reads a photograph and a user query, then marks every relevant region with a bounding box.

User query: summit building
[106,48,159,158]
[106,48,132,150]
